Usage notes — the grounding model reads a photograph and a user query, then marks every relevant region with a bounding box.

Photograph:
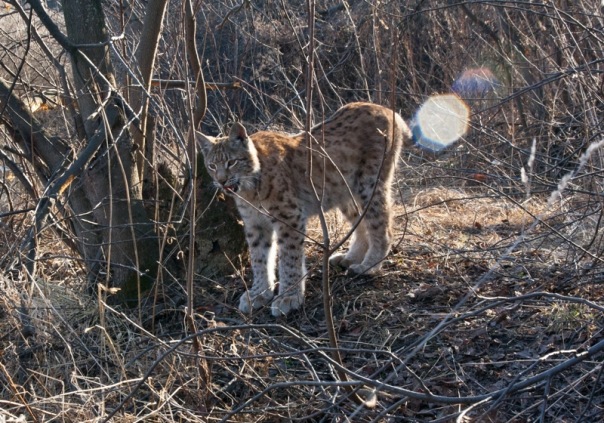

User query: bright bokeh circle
[411,94,470,152]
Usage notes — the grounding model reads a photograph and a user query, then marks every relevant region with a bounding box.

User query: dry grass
[2,184,604,422]
[2,0,604,421]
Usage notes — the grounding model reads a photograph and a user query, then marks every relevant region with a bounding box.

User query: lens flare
[411,94,470,152]
[452,67,500,99]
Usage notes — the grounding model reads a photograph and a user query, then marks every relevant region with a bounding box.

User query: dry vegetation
[2,0,604,421]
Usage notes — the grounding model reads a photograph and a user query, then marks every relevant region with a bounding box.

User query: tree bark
[61,0,158,300]
[130,0,169,183]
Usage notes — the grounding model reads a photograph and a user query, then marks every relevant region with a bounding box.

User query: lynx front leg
[239,215,277,314]
[272,217,307,316]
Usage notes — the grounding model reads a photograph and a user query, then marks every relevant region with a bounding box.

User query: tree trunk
[2,0,249,302]
[129,0,169,183]
[62,0,158,300]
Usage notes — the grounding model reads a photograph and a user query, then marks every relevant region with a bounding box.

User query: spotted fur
[197,103,411,316]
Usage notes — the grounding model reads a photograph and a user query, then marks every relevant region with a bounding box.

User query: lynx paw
[348,262,381,276]
[239,289,274,314]
[271,291,304,317]
[329,253,354,269]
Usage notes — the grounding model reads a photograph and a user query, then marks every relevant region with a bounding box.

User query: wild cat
[197,103,411,316]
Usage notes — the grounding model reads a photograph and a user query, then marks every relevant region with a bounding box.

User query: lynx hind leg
[329,206,369,270]
[348,189,393,276]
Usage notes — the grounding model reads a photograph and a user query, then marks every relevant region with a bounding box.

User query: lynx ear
[196,131,214,156]
[228,122,249,145]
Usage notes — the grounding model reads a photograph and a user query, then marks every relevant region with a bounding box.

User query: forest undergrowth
[2,0,604,421]
[2,180,604,421]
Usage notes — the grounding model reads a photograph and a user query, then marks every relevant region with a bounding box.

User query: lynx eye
[226,159,239,168]
[207,163,217,171]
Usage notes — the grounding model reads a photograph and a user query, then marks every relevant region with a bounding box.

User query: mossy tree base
[195,155,248,279]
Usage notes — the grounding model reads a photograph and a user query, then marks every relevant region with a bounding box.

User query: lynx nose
[215,169,228,185]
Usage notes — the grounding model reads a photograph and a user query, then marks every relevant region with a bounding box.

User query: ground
[1,182,603,422]
[188,185,604,421]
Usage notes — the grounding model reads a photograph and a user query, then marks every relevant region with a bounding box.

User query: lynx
[197,102,411,316]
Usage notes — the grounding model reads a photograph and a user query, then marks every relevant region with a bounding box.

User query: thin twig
[183,0,211,408]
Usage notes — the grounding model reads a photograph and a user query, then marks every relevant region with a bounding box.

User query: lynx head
[196,122,261,194]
